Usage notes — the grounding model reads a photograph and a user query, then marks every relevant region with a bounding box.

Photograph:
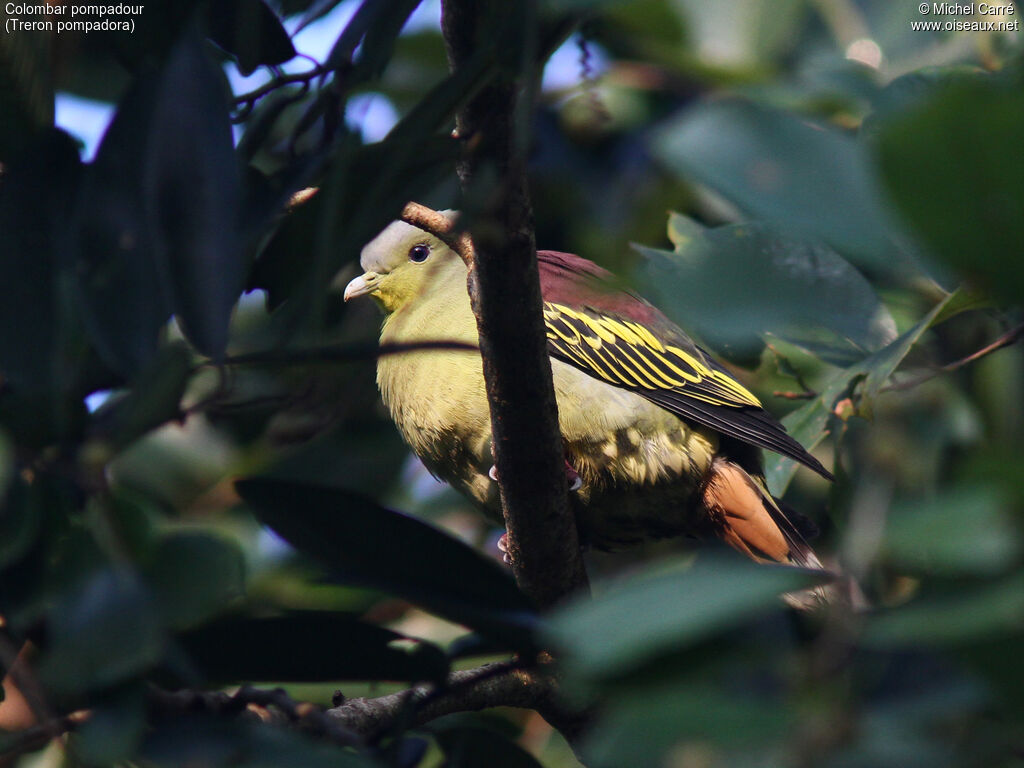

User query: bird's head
[342,215,462,314]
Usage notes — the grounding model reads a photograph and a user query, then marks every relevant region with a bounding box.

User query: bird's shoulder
[536,250,833,480]
[537,250,761,410]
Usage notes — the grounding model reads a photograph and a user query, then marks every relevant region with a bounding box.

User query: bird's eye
[408,244,430,263]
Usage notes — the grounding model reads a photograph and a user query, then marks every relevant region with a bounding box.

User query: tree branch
[146,685,364,749]
[881,321,1024,393]
[440,0,590,612]
[327,660,590,745]
[401,202,475,266]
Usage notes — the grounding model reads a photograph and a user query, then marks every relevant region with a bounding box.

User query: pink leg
[488,459,582,491]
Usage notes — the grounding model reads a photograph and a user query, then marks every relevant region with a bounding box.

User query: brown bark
[438,0,590,612]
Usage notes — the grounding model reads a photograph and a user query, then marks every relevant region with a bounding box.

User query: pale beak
[344,272,378,301]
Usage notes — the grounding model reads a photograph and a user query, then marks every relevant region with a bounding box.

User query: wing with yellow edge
[542,300,833,480]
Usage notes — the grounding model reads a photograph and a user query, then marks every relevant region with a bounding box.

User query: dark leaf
[146,31,244,359]
[765,294,951,495]
[865,573,1024,648]
[324,0,422,74]
[293,0,350,33]
[883,488,1021,577]
[40,568,165,696]
[0,130,82,390]
[876,76,1024,303]
[0,30,54,159]
[206,0,296,75]
[582,684,794,768]
[235,478,538,650]
[147,531,247,630]
[652,99,915,271]
[141,717,377,767]
[69,74,170,377]
[0,477,43,572]
[179,612,449,683]
[91,343,193,451]
[71,684,147,766]
[251,135,460,310]
[545,554,825,686]
[430,723,544,768]
[636,214,897,363]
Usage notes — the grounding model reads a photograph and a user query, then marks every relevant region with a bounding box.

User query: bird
[343,214,834,595]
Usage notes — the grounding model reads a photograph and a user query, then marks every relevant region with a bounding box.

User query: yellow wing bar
[543,303,761,409]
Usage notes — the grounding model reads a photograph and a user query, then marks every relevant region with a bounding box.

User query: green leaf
[0,429,12,500]
[0,477,43,572]
[582,683,794,768]
[141,717,377,768]
[545,554,823,685]
[429,723,545,768]
[883,488,1021,576]
[40,568,165,695]
[765,295,951,496]
[763,396,833,497]
[206,0,296,76]
[876,76,1024,303]
[91,343,192,451]
[0,130,82,390]
[69,75,170,377]
[146,31,243,360]
[652,99,912,270]
[179,612,449,684]
[0,29,53,159]
[147,531,246,630]
[236,478,538,650]
[72,685,146,766]
[865,573,1024,648]
[635,216,897,364]
[324,0,423,75]
[249,135,460,311]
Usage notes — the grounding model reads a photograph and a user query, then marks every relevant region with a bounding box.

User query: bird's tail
[700,457,836,610]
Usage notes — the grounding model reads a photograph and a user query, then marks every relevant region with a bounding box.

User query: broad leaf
[147,531,247,630]
[653,99,913,270]
[865,573,1024,648]
[636,215,897,364]
[141,718,377,768]
[90,343,193,450]
[179,612,449,684]
[0,30,53,158]
[40,568,165,695]
[236,478,538,650]
[883,488,1021,576]
[70,76,171,376]
[582,683,794,768]
[146,31,244,360]
[0,130,82,390]
[545,554,823,685]
[877,76,1024,303]
[765,295,951,495]
[206,0,296,75]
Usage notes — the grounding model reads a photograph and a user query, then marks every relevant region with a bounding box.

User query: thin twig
[881,321,1024,393]
[0,712,88,764]
[400,202,476,267]
[327,661,573,741]
[232,55,330,121]
[773,322,1024,401]
[773,390,818,400]
[146,685,363,749]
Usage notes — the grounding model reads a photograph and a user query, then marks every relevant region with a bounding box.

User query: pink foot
[497,532,512,564]
[488,460,582,491]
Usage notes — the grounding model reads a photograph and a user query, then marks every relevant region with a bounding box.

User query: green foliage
[877,74,1024,303]
[636,214,897,363]
[2,0,1023,766]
